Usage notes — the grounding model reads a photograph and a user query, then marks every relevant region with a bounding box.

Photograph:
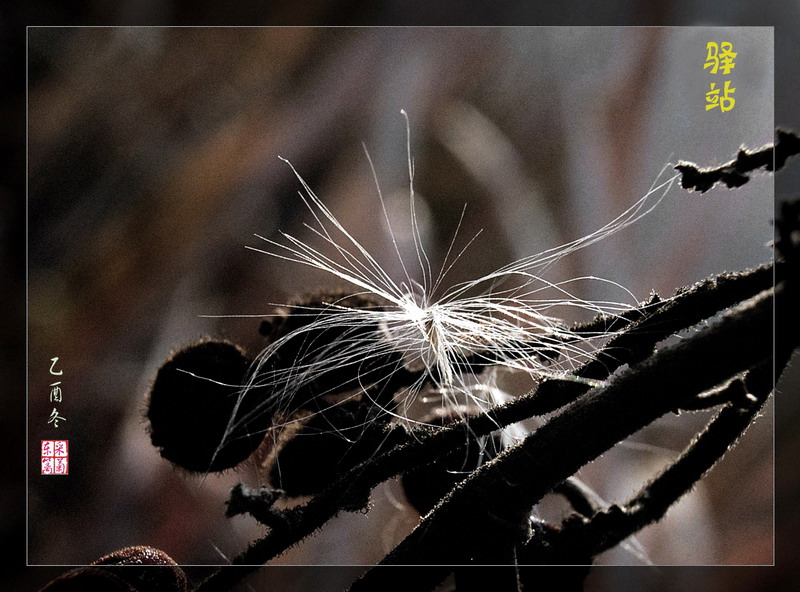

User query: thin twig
[547,362,774,560]
[675,129,800,193]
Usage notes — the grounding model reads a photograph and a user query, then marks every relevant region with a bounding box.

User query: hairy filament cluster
[222,141,679,458]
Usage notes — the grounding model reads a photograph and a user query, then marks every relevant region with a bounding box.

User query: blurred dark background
[5,3,800,592]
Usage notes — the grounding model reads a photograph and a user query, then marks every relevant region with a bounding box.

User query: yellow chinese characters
[704,42,737,75]
[706,80,736,112]
[704,41,737,113]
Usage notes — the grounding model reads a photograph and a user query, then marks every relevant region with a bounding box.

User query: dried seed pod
[257,290,402,410]
[147,339,269,473]
[40,546,186,592]
[91,546,187,592]
[401,407,503,516]
[266,399,400,499]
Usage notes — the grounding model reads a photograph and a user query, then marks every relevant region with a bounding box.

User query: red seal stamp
[41,440,69,475]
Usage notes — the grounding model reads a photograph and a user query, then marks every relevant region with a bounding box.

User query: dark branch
[553,477,603,518]
[549,361,774,560]
[354,285,773,579]
[675,129,800,193]
[194,261,777,592]
[532,261,775,411]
